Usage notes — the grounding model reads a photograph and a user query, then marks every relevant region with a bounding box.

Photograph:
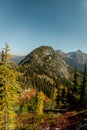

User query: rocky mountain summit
[20,46,72,82]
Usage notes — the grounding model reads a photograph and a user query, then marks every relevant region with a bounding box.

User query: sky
[0,0,87,55]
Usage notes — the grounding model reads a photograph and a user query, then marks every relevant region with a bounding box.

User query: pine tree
[66,69,81,109]
[4,43,10,62]
[72,68,81,95]
[0,44,21,130]
[1,50,5,62]
[80,60,87,109]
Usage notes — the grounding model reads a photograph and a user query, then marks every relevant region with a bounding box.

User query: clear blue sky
[0,0,87,55]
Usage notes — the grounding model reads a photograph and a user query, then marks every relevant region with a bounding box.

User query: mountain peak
[30,45,54,57]
[76,49,82,52]
[76,49,84,54]
[20,45,71,80]
[75,50,87,57]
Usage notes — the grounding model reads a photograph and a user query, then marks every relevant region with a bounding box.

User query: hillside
[19,46,73,90]
[20,46,71,79]
[56,49,87,71]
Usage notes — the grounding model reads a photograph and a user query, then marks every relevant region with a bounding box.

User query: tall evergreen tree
[4,43,10,62]
[0,44,21,130]
[80,60,87,109]
[1,50,5,62]
[72,68,80,95]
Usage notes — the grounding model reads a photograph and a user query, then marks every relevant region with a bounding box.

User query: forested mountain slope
[20,46,72,79]
[19,46,74,93]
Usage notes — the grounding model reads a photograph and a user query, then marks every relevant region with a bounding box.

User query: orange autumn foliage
[18,87,51,104]
[19,88,36,103]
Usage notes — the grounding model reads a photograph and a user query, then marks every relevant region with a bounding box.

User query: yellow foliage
[37,91,45,115]
[0,44,21,130]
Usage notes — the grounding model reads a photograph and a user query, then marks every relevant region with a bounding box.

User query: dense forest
[0,44,87,130]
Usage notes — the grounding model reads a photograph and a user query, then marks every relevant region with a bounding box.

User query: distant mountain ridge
[12,55,25,64]
[18,47,87,74]
[0,46,87,72]
[56,49,87,71]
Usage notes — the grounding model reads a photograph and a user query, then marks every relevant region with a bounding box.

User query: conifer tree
[0,44,21,130]
[80,60,87,108]
[1,50,5,62]
[71,68,81,95]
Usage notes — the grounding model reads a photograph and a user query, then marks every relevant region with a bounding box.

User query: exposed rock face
[19,46,71,80]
